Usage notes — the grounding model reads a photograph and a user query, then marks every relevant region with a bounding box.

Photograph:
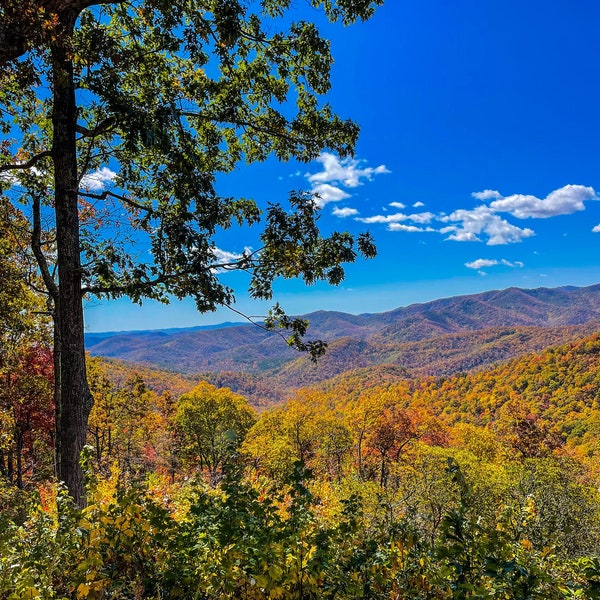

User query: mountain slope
[86,284,600,404]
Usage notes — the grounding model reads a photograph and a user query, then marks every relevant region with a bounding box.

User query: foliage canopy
[0,0,380,502]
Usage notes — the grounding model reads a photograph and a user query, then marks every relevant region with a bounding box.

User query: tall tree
[0,0,381,504]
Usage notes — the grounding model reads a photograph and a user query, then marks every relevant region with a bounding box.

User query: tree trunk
[51,17,94,506]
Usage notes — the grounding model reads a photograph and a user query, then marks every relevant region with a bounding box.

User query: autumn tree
[495,398,562,459]
[0,198,53,488]
[0,0,380,503]
[86,356,116,472]
[87,363,165,475]
[345,387,388,480]
[317,416,353,481]
[175,381,256,484]
[242,407,297,479]
[0,344,54,488]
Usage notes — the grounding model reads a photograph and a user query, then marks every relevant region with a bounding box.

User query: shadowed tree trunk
[50,13,94,506]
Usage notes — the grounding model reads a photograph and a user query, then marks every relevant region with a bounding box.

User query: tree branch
[0,151,52,173]
[77,189,153,214]
[31,195,59,301]
[76,117,117,139]
[0,0,123,66]
[179,111,314,148]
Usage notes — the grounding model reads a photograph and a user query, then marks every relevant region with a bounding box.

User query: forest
[4,284,600,597]
[2,0,600,597]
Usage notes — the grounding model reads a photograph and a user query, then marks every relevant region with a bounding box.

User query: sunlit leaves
[2,0,379,347]
[175,381,256,483]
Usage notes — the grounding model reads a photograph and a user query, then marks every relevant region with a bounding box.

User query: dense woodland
[85,285,600,405]
[4,298,600,596]
[3,205,600,596]
[2,0,600,597]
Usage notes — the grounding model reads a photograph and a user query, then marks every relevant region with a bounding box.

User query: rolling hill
[86,283,600,405]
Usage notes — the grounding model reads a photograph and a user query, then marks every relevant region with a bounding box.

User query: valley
[87,283,600,406]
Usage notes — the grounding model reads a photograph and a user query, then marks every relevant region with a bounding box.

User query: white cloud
[501,259,524,267]
[211,247,243,263]
[81,167,117,191]
[472,189,503,201]
[465,258,524,270]
[332,206,358,218]
[440,206,535,245]
[210,246,255,272]
[441,229,481,242]
[389,201,405,209]
[465,259,499,269]
[408,212,435,224]
[304,152,389,208]
[413,201,425,208]
[0,163,44,188]
[0,172,18,186]
[311,183,351,207]
[307,152,390,188]
[356,183,595,246]
[356,211,434,226]
[489,184,597,219]
[388,223,433,232]
[356,212,408,224]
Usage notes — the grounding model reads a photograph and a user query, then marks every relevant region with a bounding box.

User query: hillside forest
[3,0,600,597]
[4,288,600,597]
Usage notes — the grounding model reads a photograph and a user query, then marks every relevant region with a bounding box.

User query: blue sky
[85,0,600,332]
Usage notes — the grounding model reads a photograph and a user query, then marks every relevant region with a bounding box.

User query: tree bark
[51,15,94,506]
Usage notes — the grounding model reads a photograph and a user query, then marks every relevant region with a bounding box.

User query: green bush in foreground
[0,458,599,599]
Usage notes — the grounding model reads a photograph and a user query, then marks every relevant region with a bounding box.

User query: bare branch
[76,117,117,139]
[0,150,52,173]
[32,194,59,301]
[77,189,153,214]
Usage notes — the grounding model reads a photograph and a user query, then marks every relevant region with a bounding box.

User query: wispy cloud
[593,224,600,233]
[388,223,434,233]
[81,167,117,191]
[465,259,500,269]
[465,258,524,270]
[356,211,434,228]
[332,206,358,218]
[465,257,524,276]
[472,189,502,201]
[389,201,405,209]
[413,201,425,208]
[357,212,409,224]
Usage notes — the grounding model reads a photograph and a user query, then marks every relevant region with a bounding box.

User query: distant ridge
[85,320,246,347]
[87,283,600,405]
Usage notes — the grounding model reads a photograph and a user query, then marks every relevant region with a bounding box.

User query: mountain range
[86,283,600,405]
